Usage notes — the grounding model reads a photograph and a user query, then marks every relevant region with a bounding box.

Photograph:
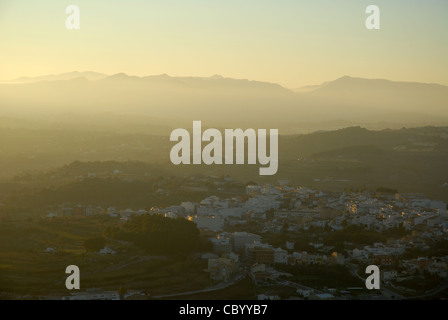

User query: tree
[83,237,105,252]
[118,286,127,300]
[106,214,200,254]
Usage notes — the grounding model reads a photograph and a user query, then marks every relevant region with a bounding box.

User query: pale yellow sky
[0,0,447,88]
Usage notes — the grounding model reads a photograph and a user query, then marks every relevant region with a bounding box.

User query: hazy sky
[0,0,447,88]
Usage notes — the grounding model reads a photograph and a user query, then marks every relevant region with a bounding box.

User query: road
[275,278,324,295]
[151,271,247,299]
[102,255,166,273]
[406,279,448,299]
[346,262,405,300]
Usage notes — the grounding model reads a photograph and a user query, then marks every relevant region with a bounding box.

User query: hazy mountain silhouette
[1,73,447,129]
[300,76,448,115]
[6,71,108,83]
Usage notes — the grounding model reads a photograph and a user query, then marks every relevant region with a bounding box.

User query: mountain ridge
[1,72,447,128]
[5,72,448,93]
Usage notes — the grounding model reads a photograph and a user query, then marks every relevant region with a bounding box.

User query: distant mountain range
[1,72,447,130]
[299,75,448,113]
[7,71,109,83]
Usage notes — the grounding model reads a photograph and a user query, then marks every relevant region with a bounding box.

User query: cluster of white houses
[203,231,346,281]
[46,185,448,237]
[46,183,448,284]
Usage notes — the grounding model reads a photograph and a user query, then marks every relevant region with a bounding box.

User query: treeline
[324,225,384,246]
[277,264,362,288]
[376,187,398,194]
[104,214,200,254]
[84,237,106,252]
[11,160,169,183]
[3,177,209,209]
